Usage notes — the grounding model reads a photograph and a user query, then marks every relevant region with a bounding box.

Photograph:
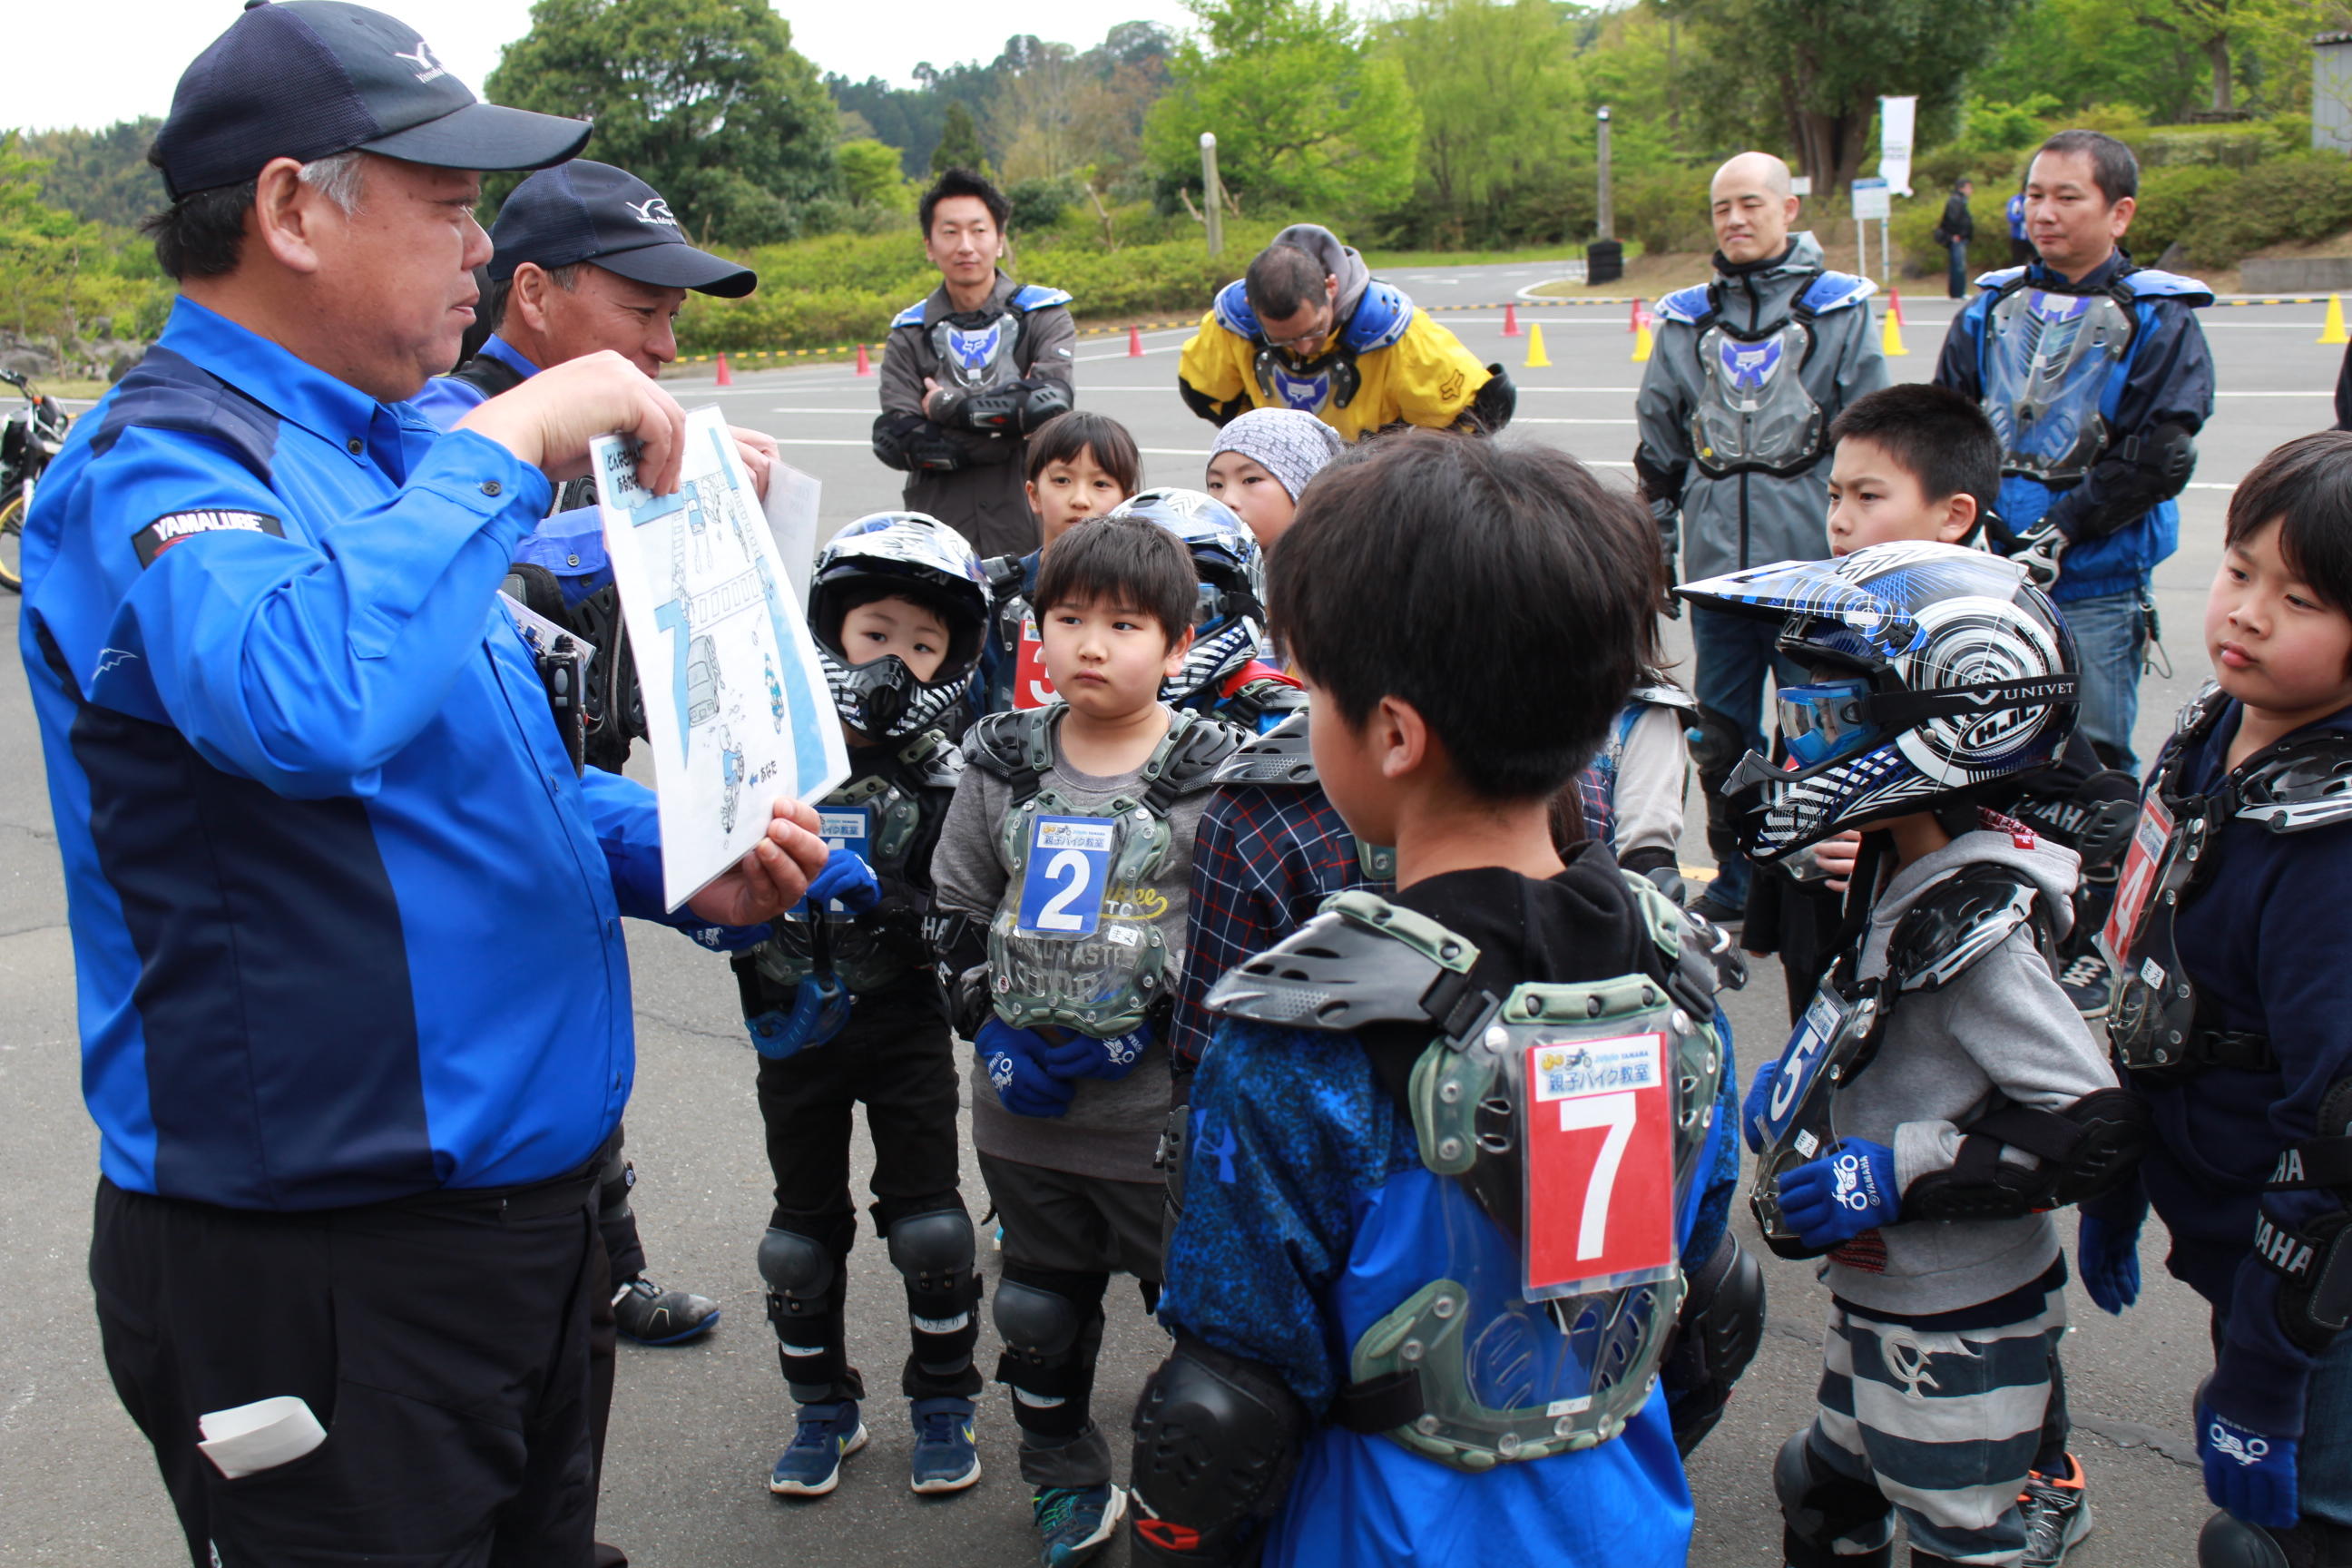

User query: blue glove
[1041,1024,1150,1082]
[2077,1209,2143,1317]
[2200,1405,2299,1529]
[977,1019,1078,1119]
[806,848,881,914]
[745,974,853,1061]
[1742,1059,1779,1154]
[1777,1139,1900,1250]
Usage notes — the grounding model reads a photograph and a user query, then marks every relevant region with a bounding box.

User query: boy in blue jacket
[1130,431,1744,1566]
[2087,431,2352,1567]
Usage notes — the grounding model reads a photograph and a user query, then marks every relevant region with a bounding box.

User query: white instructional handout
[761,459,823,603]
[593,407,848,909]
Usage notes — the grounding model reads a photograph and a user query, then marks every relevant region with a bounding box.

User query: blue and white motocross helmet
[1104,487,1269,702]
[809,513,991,739]
[1678,541,2081,861]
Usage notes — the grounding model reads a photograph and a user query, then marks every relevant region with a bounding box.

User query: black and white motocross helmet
[809,513,990,739]
[1104,487,1269,703]
[1678,541,2081,861]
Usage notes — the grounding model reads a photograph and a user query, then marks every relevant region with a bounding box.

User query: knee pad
[887,1208,975,1291]
[993,1276,1085,1361]
[1775,1429,1894,1568]
[758,1227,834,1306]
[2200,1511,2292,1568]
[994,1271,1107,1436]
[1129,1334,1306,1565]
[1663,1233,1766,1456]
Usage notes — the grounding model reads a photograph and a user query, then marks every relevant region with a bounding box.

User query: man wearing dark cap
[15,5,829,1564]
[415,162,764,1362]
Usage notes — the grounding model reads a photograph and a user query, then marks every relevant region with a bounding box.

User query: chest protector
[750,730,962,995]
[931,309,1026,392]
[972,706,1240,1036]
[2105,685,2352,1081]
[1979,281,2135,485]
[1209,880,1730,1468]
[1748,862,2053,1258]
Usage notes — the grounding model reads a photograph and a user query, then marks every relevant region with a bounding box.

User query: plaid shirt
[1171,783,1391,1067]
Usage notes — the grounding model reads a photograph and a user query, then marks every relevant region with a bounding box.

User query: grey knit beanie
[1209,408,1347,503]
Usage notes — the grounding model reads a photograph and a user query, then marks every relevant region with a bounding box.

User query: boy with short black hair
[2086,431,2352,1567]
[974,410,1142,717]
[931,513,1244,1565]
[1130,431,1745,1566]
[1686,541,2145,1568]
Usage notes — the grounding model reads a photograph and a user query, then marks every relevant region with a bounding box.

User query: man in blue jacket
[17,5,827,1563]
[1933,129,2216,774]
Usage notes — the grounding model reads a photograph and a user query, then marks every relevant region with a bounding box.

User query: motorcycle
[1,368,72,594]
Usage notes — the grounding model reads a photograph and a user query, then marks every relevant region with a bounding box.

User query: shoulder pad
[1339,281,1414,353]
[1206,890,1492,1037]
[88,346,277,483]
[1655,285,1714,327]
[1974,265,2031,292]
[1147,710,1247,799]
[1210,279,1259,341]
[1629,676,1697,713]
[897,728,965,791]
[981,552,1029,602]
[2234,732,2352,833]
[2122,268,2215,307]
[2175,681,2232,744]
[1011,284,1073,312]
[1212,709,1317,787]
[961,707,1050,783]
[1798,270,1876,314]
[1885,862,2043,995]
[891,299,930,330]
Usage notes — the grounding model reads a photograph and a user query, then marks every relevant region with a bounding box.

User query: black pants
[755,984,975,1400]
[593,1123,646,1284]
[91,1171,603,1568]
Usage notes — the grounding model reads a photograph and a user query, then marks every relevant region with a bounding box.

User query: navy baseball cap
[487,162,758,298]
[152,1,591,200]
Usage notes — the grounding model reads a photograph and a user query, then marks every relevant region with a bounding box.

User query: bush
[1615,164,1714,257]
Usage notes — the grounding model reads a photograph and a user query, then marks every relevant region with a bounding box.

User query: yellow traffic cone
[1525,322,1552,369]
[2321,295,2348,346]
[1882,303,1909,358]
[1629,316,1651,364]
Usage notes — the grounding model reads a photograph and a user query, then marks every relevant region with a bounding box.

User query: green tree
[1143,0,1421,219]
[0,135,166,345]
[836,139,911,211]
[1383,0,1589,245]
[1973,0,2330,121]
[1671,0,2026,197]
[485,0,838,247]
[931,99,992,176]
[22,118,167,230]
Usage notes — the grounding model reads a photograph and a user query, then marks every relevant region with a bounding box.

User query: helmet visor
[1778,679,1881,769]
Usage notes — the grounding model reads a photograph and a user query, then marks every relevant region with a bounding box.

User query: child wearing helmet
[2081,433,2352,1568]
[1106,486,1303,732]
[733,513,995,1503]
[975,411,1144,717]
[1681,541,2147,1568]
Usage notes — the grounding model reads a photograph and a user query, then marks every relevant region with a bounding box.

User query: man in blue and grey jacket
[16,5,828,1563]
[1935,129,2216,773]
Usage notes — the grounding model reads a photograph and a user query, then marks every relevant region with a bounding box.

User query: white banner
[1878,95,1917,198]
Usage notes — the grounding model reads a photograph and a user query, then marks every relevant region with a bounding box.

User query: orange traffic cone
[1887,289,1906,327]
[1128,324,1144,358]
[854,342,873,377]
[714,352,733,387]
[1503,303,1522,338]
[1630,297,1644,333]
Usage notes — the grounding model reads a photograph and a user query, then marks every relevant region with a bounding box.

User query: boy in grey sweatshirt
[929,513,1242,1565]
[1680,541,2147,1568]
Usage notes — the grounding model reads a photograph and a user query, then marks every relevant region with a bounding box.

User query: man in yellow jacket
[1177,224,1513,442]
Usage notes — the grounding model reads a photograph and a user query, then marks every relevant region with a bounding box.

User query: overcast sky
[11,0,1198,134]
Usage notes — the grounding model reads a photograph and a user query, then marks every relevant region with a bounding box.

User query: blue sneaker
[1032,1483,1126,1565]
[768,1400,866,1497]
[908,1397,981,1494]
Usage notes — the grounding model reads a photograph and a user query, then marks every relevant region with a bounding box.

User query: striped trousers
[1801,1292,2066,1568]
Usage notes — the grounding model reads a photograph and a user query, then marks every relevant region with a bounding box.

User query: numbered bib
[1016,815,1115,937]
[2100,793,2174,966]
[1753,988,1852,1157]
[1523,1032,1678,1298]
[1014,611,1059,710]
[816,807,871,916]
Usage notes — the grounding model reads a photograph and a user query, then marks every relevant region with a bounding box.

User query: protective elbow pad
[1018,379,1073,434]
[1459,364,1515,434]
[1901,1087,2151,1222]
[957,384,1025,435]
[2071,423,2198,541]
[1129,1333,1305,1566]
[873,413,967,475]
[1663,1232,1766,1456]
[924,911,992,1037]
[1179,377,1244,428]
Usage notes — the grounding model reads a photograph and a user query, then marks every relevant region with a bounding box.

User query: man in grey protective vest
[1633,150,1886,923]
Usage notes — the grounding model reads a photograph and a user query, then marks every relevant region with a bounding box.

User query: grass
[1362,240,1646,270]
[33,377,113,402]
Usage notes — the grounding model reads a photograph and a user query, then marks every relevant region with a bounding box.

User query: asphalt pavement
[1,255,2339,1566]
